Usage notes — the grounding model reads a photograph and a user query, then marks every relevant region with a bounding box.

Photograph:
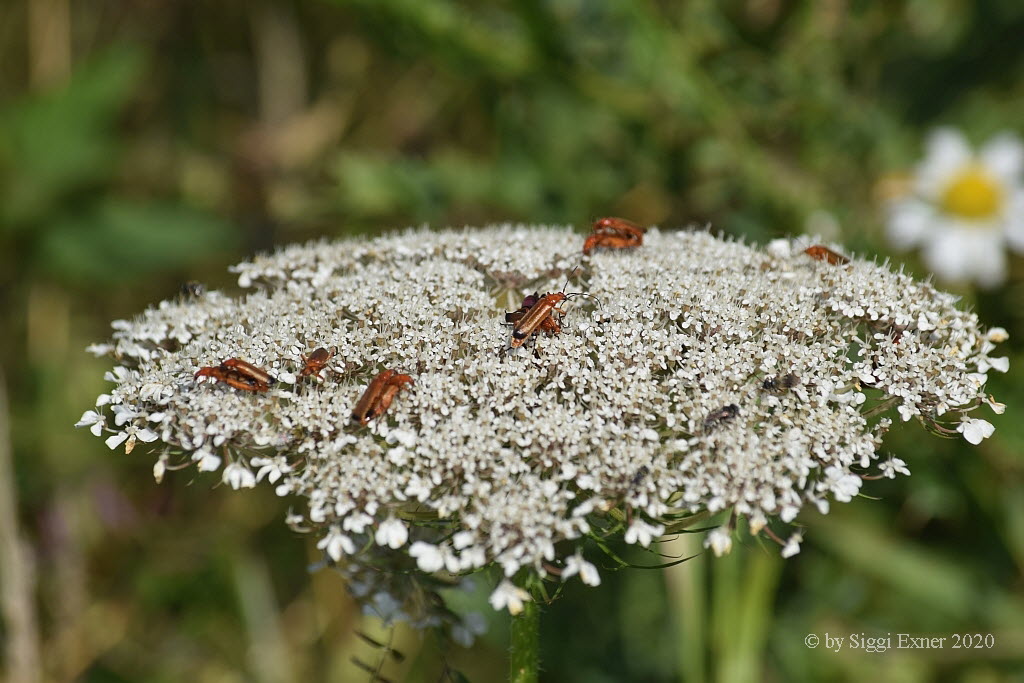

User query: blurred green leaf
[39,199,235,283]
[0,45,142,228]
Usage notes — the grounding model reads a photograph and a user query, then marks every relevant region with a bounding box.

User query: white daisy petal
[886,199,934,250]
[1005,191,1024,252]
[916,127,973,198]
[962,229,1007,289]
[922,227,976,283]
[979,132,1024,185]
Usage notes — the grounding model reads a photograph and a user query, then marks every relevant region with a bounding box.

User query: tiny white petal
[704,527,733,557]
[958,418,995,445]
[409,542,445,572]
[781,532,803,559]
[488,580,531,615]
[374,517,409,549]
[105,432,129,450]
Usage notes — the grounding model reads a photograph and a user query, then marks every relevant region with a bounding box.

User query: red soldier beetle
[220,358,277,387]
[299,346,337,380]
[583,217,645,254]
[370,374,414,421]
[504,292,562,336]
[508,269,600,349]
[504,292,540,325]
[195,358,276,392]
[352,370,414,425]
[803,245,850,265]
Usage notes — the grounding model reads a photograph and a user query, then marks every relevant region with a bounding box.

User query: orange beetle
[505,292,561,336]
[510,292,569,348]
[803,245,849,265]
[195,358,276,392]
[299,346,337,380]
[508,270,599,349]
[352,370,415,425]
[505,292,540,325]
[583,217,645,254]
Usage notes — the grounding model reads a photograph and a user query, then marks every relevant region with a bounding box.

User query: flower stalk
[508,599,540,683]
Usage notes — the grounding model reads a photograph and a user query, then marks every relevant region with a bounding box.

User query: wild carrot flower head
[79,225,1006,621]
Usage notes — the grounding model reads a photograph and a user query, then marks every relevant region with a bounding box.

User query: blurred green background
[2,1,1023,681]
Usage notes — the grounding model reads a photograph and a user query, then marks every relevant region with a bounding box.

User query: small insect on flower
[195,358,277,392]
[299,346,337,380]
[583,217,645,254]
[630,465,650,488]
[803,245,850,265]
[508,270,600,349]
[703,404,739,430]
[351,369,415,425]
[179,281,206,298]
[762,373,800,393]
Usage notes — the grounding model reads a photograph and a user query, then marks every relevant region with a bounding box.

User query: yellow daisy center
[940,166,1004,220]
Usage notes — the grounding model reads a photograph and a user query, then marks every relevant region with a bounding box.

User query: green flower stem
[664,534,707,683]
[710,544,782,683]
[509,600,540,683]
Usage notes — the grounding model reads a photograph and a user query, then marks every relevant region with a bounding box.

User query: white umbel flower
[781,532,803,559]
[75,410,106,437]
[625,520,664,548]
[222,462,256,489]
[489,579,531,615]
[562,551,601,586]
[78,225,1007,614]
[317,526,355,562]
[374,517,409,549]
[957,417,995,445]
[704,527,733,557]
[409,542,445,572]
[886,127,1024,288]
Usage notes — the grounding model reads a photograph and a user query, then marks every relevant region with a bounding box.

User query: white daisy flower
[886,127,1024,288]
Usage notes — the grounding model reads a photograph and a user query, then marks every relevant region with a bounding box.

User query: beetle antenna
[559,266,582,295]
[566,291,603,309]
